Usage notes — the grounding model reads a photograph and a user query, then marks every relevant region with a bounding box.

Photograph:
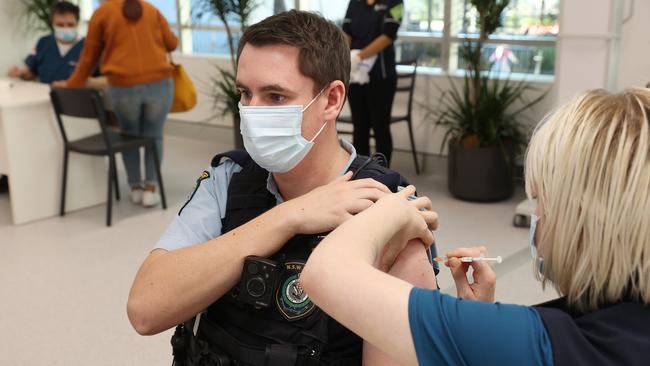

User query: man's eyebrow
[259,84,291,93]
[234,82,296,94]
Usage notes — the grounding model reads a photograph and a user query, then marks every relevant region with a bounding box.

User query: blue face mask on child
[54,27,78,43]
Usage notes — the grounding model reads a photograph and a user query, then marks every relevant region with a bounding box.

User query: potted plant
[193,0,258,149]
[431,0,545,201]
[19,0,58,33]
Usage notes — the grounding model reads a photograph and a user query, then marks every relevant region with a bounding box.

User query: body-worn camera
[232,256,280,309]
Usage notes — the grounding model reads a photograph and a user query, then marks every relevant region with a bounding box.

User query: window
[447,0,559,75]
[78,0,559,76]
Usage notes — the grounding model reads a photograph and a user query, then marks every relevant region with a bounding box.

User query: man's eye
[270,94,286,103]
[239,90,252,99]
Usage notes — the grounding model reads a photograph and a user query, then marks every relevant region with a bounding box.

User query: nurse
[7,1,85,84]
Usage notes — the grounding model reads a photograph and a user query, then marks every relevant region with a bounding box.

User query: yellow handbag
[170,59,197,113]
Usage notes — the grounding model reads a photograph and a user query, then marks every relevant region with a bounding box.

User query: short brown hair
[52,1,80,21]
[238,10,350,95]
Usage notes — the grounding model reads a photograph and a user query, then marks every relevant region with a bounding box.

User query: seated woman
[301,88,650,366]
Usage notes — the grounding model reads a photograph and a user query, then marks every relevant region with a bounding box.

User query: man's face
[236,44,326,139]
[52,12,78,29]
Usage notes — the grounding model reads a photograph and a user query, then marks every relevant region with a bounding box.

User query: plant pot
[233,113,244,149]
[447,143,515,202]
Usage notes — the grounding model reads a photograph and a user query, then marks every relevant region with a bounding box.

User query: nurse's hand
[51,80,68,88]
[373,186,437,271]
[445,246,496,302]
[7,66,21,78]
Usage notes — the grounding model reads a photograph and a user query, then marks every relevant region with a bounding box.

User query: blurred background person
[55,0,178,207]
[489,44,518,74]
[302,88,650,366]
[342,0,403,165]
[6,1,84,84]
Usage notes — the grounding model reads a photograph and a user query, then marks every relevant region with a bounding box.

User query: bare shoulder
[389,240,437,289]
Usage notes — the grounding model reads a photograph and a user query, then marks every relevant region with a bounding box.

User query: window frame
[78,0,557,79]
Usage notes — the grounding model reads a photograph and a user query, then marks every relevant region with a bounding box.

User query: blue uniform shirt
[24,35,85,84]
[155,140,358,251]
[408,288,554,366]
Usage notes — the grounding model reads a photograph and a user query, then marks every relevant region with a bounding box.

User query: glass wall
[79,0,558,76]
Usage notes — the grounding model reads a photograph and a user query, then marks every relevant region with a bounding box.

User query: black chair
[50,88,167,226]
[338,60,420,174]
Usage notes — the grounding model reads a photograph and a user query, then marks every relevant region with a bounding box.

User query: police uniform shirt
[342,0,403,80]
[155,140,358,251]
[24,35,85,84]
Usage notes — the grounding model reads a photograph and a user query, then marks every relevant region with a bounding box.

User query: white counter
[0,80,107,224]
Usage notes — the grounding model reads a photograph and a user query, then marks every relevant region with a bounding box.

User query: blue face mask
[530,214,544,274]
[54,27,78,43]
[239,89,326,173]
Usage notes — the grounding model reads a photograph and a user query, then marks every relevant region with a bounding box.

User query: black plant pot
[233,113,244,149]
[447,143,515,202]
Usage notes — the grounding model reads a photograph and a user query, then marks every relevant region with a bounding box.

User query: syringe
[433,256,503,264]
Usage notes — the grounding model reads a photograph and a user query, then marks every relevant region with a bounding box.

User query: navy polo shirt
[342,0,403,80]
[24,35,85,84]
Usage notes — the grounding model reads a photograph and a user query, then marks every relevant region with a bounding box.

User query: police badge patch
[275,261,316,321]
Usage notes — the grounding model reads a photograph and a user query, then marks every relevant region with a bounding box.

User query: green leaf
[421,0,547,156]
[19,0,59,33]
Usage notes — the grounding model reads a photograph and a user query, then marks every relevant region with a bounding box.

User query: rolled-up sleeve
[382,0,403,40]
[408,288,554,366]
[155,160,242,251]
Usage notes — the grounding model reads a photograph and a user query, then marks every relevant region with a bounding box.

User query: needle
[433,256,503,264]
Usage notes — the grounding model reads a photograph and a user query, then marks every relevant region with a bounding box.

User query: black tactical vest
[174,150,410,366]
[535,297,650,366]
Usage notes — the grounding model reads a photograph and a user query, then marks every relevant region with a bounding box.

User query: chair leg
[107,156,115,227]
[151,144,167,210]
[60,150,69,216]
[406,118,420,175]
[112,157,120,201]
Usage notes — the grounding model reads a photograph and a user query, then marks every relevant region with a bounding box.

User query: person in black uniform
[342,0,404,165]
[127,10,437,366]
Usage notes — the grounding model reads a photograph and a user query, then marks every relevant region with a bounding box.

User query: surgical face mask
[54,27,78,43]
[239,89,326,173]
[529,214,544,274]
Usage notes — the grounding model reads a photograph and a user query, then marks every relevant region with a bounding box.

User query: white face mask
[530,214,544,274]
[239,89,326,173]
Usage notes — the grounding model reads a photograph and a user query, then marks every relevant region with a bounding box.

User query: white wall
[169,54,555,156]
[554,0,613,104]
[0,2,40,75]
[555,0,650,103]
[616,0,650,90]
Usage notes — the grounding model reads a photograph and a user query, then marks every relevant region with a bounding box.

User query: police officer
[343,0,404,164]
[127,10,437,366]
[7,1,85,84]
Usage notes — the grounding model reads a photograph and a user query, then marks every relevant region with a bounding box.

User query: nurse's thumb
[449,258,472,298]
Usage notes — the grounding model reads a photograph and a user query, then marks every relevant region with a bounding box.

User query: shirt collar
[267,139,357,203]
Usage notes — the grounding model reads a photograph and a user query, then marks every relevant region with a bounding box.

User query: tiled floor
[0,129,556,365]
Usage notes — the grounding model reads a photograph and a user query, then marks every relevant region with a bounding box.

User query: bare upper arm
[361,240,433,365]
[388,240,437,289]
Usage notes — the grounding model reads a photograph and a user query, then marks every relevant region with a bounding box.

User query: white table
[0,80,107,224]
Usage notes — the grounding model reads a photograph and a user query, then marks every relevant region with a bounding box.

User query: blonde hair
[525,88,650,312]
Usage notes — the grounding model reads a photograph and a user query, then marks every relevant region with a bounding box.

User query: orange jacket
[67,0,178,87]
